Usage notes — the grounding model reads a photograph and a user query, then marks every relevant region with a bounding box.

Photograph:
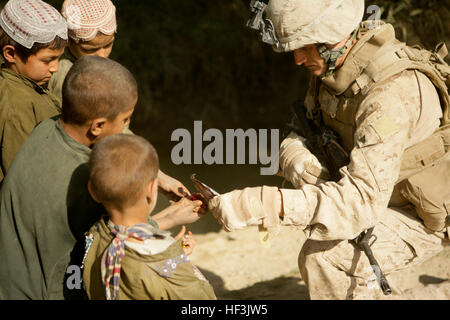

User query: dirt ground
[189,226,450,300]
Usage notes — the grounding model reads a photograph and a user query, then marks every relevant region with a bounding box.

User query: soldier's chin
[307,66,324,76]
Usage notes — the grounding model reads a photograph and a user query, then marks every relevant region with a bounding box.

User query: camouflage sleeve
[279,70,440,241]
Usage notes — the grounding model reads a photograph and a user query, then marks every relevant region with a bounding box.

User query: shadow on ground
[199,267,309,300]
[419,275,449,285]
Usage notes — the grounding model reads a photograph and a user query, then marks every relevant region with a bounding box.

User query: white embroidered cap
[62,0,117,42]
[0,0,68,49]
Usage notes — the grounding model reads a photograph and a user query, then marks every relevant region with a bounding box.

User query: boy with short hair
[0,56,203,300]
[83,134,216,300]
[0,0,68,182]
[48,0,117,101]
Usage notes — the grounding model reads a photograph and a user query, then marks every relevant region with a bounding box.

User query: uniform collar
[319,22,397,95]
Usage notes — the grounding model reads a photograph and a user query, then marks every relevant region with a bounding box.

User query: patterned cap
[0,0,68,49]
[62,0,117,42]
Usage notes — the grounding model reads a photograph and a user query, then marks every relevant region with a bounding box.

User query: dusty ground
[189,226,450,300]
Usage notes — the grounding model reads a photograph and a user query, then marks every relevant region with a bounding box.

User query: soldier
[208,0,450,299]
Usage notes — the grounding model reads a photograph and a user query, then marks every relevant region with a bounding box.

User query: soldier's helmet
[266,0,365,53]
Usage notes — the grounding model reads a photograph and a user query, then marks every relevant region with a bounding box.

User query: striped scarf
[101,220,159,300]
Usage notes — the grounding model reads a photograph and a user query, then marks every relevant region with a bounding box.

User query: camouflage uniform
[210,18,449,299]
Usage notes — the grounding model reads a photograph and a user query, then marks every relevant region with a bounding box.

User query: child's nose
[96,49,109,58]
[49,60,59,74]
[294,48,308,66]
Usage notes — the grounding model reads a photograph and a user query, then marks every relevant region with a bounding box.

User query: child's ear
[87,180,99,203]
[3,45,18,64]
[89,118,108,138]
[146,178,159,205]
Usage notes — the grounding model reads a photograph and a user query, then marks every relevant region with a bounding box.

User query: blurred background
[1,0,449,234]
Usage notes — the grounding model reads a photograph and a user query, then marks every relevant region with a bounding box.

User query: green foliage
[369,0,450,48]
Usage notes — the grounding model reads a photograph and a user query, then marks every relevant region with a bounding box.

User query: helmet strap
[316,24,361,78]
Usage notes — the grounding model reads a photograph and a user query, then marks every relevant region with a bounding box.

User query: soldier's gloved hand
[279,132,329,188]
[208,186,283,232]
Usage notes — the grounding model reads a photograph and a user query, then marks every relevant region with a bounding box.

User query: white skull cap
[62,0,117,42]
[0,0,68,49]
[266,0,365,52]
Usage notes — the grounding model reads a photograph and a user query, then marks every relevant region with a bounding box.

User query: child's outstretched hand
[158,170,191,200]
[152,197,205,231]
[174,225,195,255]
[169,197,204,225]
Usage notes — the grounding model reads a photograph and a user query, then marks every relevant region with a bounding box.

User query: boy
[0,0,68,182]
[48,0,117,101]
[83,134,216,300]
[0,56,203,300]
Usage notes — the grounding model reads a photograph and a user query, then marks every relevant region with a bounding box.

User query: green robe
[83,217,217,300]
[0,67,61,183]
[47,49,77,103]
[0,117,103,300]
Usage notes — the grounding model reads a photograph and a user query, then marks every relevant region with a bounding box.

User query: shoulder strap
[351,41,450,125]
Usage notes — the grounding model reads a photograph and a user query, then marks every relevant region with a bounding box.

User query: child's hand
[182,231,195,255]
[152,197,205,231]
[169,197,204,226]
[174,226,195,255]
[158,171,191,200]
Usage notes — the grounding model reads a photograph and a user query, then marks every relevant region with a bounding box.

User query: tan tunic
[83,218,217,300]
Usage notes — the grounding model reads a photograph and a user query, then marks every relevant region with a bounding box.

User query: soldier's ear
[3,45,18,64]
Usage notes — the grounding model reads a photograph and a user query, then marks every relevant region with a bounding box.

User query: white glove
[279,132,329,188]
[208,186,282,233]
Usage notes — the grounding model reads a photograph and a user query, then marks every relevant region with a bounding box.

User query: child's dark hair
[0,28,67,62]
[62,55,138,125]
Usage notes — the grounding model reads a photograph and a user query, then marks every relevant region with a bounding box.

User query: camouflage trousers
[298,206,446,300]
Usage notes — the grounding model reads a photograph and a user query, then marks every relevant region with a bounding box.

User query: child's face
[10,47,65,85]
[98,107,135,139]
[69,33,115,59]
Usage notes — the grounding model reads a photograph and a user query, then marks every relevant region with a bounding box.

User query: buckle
[246,0,281,48]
